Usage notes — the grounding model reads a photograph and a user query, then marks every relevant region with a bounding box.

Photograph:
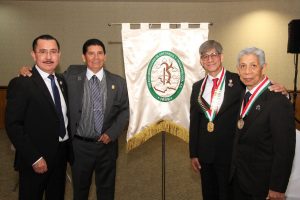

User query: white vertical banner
[122,23,209,150]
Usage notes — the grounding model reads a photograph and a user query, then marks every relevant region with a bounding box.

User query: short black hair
[32,34,60,51]
[82,39,106,55]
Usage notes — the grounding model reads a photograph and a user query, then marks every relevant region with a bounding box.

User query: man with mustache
[6,34,73,200]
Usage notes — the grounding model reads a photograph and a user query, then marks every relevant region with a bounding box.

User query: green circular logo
[146,51,185,102]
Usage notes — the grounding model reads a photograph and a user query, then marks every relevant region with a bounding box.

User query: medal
[198,68,226,132]
[237,119,244,129]
[207,121,214,132]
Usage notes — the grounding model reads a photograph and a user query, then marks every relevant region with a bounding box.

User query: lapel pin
[256,105,261,111]
[59,81,63,85]
[112,85,115,90]
[77,76,82,81]
[228,79,233,87]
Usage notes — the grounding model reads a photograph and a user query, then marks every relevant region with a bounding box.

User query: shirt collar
[246,75,266,94]
[35,65,55,79]
[86,67,104,81]
[208,67,223,82]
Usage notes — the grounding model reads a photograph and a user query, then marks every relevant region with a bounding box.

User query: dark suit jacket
[5,66,72,170]
[63,65,129,158]
[230,89,295,195]
[189,71,244,164]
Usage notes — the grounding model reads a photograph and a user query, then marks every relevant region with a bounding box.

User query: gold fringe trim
[126,120,189,152]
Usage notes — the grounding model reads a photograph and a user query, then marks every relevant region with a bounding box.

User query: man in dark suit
[5,34,73,200]
[189,40,243,200]
[63,39,129,200]
[230,47,295,200]
[189,40,287,200]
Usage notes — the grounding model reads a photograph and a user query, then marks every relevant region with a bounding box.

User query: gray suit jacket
[63,65,129,146]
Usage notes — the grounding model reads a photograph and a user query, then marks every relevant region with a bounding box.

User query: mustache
[43,61,54,64]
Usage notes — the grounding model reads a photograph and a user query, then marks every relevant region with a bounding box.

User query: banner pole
[108,22,213,26]
[162,131,166,200]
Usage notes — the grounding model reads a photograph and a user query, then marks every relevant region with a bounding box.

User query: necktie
[243,91,252,108]
[211,78,219,103]
[48,75,66,138]
[90,75,104,134]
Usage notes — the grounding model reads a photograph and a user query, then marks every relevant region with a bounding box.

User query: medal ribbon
[239,76,271,119]
[198,67,226,122]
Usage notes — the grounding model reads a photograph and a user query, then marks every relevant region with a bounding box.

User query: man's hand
[32,158,48,174]
[19,66,32,77]
[191,157,201,173]
[98,133,111,144]
[266,189,285,200]
[269,80,288,96]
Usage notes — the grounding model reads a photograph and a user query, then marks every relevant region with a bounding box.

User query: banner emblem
[146,51,185,102]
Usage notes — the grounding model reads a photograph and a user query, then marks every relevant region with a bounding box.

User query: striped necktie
[90,75,104,134]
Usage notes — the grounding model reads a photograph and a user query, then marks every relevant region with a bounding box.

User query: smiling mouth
[44,61,54,64]
[243,78,253,82]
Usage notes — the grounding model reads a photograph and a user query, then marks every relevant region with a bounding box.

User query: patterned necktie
[211,78,219,104]
[90,75,104,134]
[48,75,66,138]
[243,91,252,108]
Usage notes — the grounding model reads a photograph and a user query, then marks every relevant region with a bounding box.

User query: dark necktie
[211,78,219,104]
[243,91,252,108]
[90,75,104,134]
[48,75,66,138]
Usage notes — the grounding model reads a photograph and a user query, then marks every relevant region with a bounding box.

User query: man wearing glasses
[189,40,286,200]
[6,34,73,200]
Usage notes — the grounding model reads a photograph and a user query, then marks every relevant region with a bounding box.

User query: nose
[45,51,52,59]
[207,55,213,61]
[245,66,251,74]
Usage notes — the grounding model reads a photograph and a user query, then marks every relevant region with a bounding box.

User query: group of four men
[5,35,295,200]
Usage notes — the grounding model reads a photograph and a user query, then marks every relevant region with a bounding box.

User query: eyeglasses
[35,49,59,56]
[201,52,220,61]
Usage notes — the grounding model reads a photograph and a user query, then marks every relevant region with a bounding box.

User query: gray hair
[199,40,223,55]
[237,47,266,67]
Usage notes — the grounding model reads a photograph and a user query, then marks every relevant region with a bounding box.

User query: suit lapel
[242,90,267,131]
[56,75,68,102]
[74,69,86,108]
[104,70,114,121]
[217,72,240,117]
[31,67,57,114]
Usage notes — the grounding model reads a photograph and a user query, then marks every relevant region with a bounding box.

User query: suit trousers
[232,174,267,200]
[72,137,116,200]
[200,162,232,200]
[18,141,68,200]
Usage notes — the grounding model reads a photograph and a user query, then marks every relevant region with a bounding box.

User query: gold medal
[237,119,244,129]
[207,121,214,132]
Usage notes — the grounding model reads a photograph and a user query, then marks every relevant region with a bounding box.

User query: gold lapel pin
[112,85,115,90]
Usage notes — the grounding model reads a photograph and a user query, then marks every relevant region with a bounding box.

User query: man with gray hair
[189,40,287,200]
[230,47,295,200]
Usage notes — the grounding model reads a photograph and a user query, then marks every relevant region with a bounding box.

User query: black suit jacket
[189,71,244,164]
[63,65,129,158]
[5,66,72,170]
[230,89,295,195]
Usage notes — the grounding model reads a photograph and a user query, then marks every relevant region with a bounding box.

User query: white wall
[0,0,299,88]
